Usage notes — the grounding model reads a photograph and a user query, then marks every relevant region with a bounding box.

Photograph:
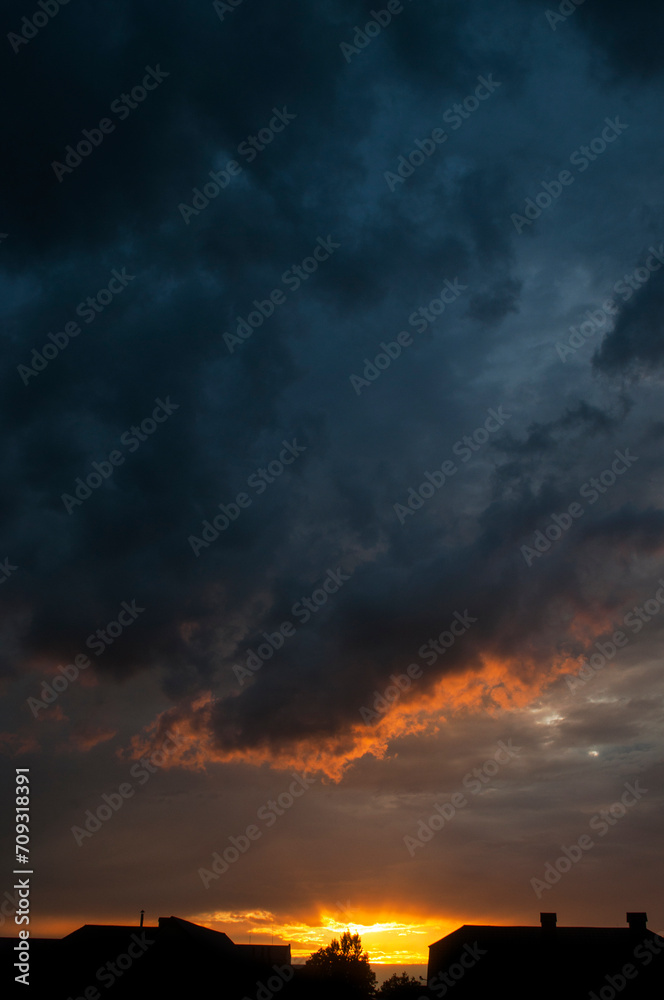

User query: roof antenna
[140,910,145,928]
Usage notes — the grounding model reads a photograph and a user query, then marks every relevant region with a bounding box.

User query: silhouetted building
[427,912,664,999]
[1,914,292,999]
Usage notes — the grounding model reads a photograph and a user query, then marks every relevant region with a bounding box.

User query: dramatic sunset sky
[1,0,663,967]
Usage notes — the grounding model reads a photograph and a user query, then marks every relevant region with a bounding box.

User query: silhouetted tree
[378,971,423,997]
[305,930,377,997]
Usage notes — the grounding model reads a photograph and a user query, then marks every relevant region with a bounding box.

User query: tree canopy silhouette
[305,930,377,997]
[377,971,423,997]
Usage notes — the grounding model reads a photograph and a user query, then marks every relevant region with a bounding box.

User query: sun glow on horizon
[194,908,461,963]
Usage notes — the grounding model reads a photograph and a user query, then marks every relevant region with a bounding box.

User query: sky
[1,0,664,967]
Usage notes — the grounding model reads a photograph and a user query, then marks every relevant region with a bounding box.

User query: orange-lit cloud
[0,729,40,755]
[66,723,118,752]
[125,651,575,780]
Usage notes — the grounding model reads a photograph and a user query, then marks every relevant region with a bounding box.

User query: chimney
[540,913,557,930]
[140,910,145,928]
[626,913,647,932]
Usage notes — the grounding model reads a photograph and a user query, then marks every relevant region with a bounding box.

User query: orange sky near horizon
[24,899,664,965]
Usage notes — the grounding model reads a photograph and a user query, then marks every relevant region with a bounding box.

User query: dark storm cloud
[0,0,516,694]
[515,0,664,80]
[496,401,623,458]
[594,268,664,373]
[0,0,662,777]
[570,0,664,81]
